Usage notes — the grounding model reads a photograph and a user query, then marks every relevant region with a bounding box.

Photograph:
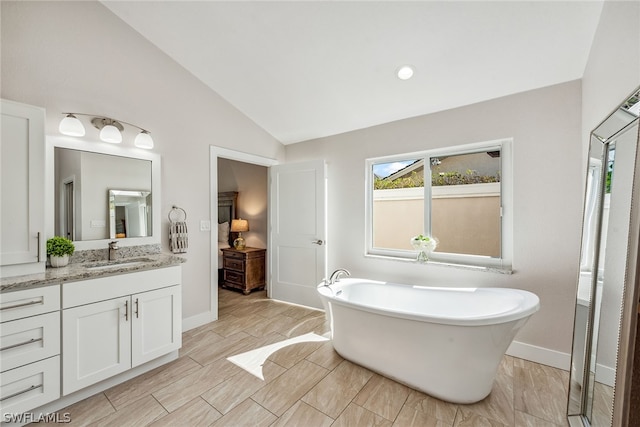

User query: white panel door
[270,160,327,308]
[62,297,131,395]
[131,285,181,367]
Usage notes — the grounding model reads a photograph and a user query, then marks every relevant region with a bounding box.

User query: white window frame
[365,138,513,271]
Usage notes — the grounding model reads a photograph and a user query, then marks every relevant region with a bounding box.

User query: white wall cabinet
[62,267,181,395]
[0,99,45,277]
[0,285,60,416]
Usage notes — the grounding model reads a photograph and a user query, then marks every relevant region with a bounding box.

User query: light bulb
[396,65,415,80]
[134,131,154,149]
[100,124,122,143]
[59,114,86,136]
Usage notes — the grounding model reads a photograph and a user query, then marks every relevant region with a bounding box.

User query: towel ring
[168,206,187,222]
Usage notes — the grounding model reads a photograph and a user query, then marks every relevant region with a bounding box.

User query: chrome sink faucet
[327,268,350,286]
[108,241,119,261]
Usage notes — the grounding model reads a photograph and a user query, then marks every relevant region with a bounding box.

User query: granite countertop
[1,254,186,294]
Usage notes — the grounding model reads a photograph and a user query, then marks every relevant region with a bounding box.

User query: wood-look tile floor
[42,289,573,426]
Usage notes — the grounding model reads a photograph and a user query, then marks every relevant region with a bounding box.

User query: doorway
[210,147,328,321]
[209,146,278,322]
[62,178,75,241]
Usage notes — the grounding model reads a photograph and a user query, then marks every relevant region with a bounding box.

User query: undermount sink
[83,257,154,270]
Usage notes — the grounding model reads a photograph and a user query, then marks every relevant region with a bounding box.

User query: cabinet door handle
[0,384,43,402]
[124,300,129,321]
[312,239,324,245]
[37,231,41,262]
[135,298,139,318]
[0,300,43,311]
[0,337,43,352]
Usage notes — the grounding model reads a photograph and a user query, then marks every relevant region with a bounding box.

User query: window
[365,139,513,270]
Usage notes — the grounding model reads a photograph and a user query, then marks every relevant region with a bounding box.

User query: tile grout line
[50,289,574,426]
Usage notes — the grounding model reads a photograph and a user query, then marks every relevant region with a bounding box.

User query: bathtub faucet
[327,268,351,285]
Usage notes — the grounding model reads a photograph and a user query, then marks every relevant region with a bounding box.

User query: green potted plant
[46,236,75,268]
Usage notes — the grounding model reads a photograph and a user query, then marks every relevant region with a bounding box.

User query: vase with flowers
[410,234,437,263]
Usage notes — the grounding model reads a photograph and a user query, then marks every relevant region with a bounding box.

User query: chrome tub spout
[327,268,350,285]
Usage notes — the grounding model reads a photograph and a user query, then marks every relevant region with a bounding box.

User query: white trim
[365,138,513,270]
[595,362,616,388]
[182,311,214,332]
[373,187,423,201]
[212,146,279,167]
[209,146,278,324]
[432,182,500,198]
[506,340,571,370]
[59,175,76,240]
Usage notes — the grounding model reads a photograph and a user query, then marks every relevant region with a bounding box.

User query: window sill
[364,253,513,275]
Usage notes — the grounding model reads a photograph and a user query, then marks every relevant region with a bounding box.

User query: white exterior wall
[373,185,500,256]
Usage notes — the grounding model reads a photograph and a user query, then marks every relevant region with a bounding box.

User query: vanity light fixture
[134,130,154,149]
[58,113,154,149]
[93,117,123,144]
[58,114,86,137]
[396,65,415,80]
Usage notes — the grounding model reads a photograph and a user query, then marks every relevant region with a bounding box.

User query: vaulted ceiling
[103,1,603,144]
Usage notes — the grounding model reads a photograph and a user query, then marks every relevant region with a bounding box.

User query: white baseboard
[507,340,571,370]
[182,311,214,332]
[595,362,616,387]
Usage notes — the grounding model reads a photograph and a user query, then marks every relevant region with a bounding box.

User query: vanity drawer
[0,356,60,416]
[223,257,245,271]
[0,286,60,323]
[1,311,60,373]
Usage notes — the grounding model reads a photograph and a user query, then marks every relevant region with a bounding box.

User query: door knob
[312,239,324,245]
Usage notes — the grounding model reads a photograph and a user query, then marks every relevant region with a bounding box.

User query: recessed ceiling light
[396,65,414,80]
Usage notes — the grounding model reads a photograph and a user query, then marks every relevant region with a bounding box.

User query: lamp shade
[59,114,86,136]
[134,131,154,149]
[230,219,249,232]
[100,124,122,143]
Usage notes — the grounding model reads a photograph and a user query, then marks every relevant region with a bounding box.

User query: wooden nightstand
[221,247,266,295]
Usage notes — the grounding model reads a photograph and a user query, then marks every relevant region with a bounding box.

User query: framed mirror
[109,189,152,239]
[568,87,640,426]
[46,135,161,250]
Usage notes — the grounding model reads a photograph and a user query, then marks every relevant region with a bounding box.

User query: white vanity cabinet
[0,99,45,277]
[61,267,181,395]
[0,285,61,415]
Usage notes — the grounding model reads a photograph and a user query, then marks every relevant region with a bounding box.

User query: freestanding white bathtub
[317,278,540,403]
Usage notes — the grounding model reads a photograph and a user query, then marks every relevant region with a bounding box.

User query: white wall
[582,1,640,147]
[80,152,151,240]
[285,81,584,358]
[0,1,285,322]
